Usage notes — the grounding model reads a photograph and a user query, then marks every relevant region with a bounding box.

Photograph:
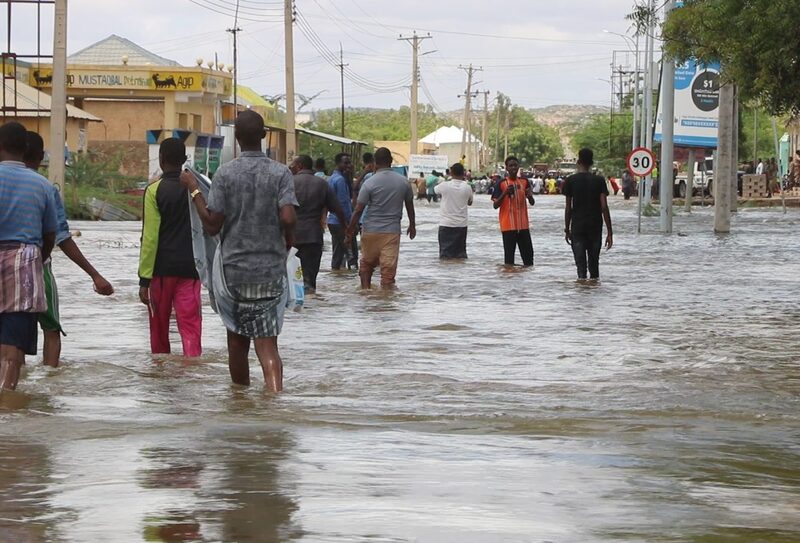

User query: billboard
[654,58,721,149]
[408,154,449,178]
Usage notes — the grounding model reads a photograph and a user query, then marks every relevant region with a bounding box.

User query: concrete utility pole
[399,32,431,156]
[337,43,348,138]
[284,0,296,160]
[494,93,501,170]
[458,64,481,168]
[227,1,241,158]
[659,0,676,233]
[480,90,490,171]
[49,0,68,192]
[685,148,695,212]
[731,86,738,212]
[715,82,735,233]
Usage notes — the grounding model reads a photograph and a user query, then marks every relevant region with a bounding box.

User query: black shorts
[0,312,38,355]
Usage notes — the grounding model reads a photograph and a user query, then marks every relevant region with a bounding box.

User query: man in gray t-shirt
[181,110,297,392]
[346,147,415,289]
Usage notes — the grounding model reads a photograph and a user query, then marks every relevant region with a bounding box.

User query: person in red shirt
[491,156,535,266]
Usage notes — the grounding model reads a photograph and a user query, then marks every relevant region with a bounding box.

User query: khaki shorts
[360,232,401,287]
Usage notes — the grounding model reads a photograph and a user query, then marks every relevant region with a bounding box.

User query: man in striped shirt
[0,121,57,390]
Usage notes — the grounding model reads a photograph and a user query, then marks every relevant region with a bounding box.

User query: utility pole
[643,0,656,204]
[49,0,67,193]
[494,92,501,170]
[659,0,676,233]
[337,43,348,138]
[715,82,734,233]
[731,86,739,212]
[399,32,431,156]
[480,90,490,172]
[284,0,297,160]
[632,34,640,150]
[458,64,481,169]
[226,2,241,157]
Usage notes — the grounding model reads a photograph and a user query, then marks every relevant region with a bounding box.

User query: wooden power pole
[284,0,296,160]
[399,32,431,156]
[49,0,68,192]
[458,64,481,169]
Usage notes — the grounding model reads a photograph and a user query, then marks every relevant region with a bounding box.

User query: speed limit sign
[627,147,656,177]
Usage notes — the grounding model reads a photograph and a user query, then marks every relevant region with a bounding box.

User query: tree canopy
[661,0,800,115]
[571,113,633,175]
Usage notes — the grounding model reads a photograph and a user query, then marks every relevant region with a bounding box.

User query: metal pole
[659,0,676,233]
[284,0,296,160]
[459,64,474,164]
[632,34,640,150]
[685,148,695,212]
[49,0,67,193]
[643,0,656,204]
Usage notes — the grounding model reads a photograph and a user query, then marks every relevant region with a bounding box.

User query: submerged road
[1,195,798,542]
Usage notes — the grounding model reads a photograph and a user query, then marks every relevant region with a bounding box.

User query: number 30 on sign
[626,147,656,177]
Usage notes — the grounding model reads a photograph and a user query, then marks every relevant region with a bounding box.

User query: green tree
[571,113,634,175]
[659,0,800,115]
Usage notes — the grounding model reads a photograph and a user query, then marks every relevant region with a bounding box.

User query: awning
[296,127,366,146]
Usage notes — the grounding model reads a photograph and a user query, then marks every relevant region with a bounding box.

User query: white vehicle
[675,157,714,198]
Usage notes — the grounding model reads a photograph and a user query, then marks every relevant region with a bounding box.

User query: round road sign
[627,147,656,177]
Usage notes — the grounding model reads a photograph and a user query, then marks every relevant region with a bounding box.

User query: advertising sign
[654,58,721,149]
[408,154,449,178]
[28,68,228,94]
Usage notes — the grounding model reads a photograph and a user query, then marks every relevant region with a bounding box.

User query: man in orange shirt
[491,156,535,266]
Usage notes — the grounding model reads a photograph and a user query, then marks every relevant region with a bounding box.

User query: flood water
[1,194,799,542]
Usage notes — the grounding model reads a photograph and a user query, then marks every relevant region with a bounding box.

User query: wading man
[346,147,415,289]
[563,148,613,281]
[290,154,346,294]
[492,156,535,266]
[0,122,57,390]
[181,111,297,391]
[25,131,114,368]
[327,153,357,270]
[139,138,202,357]
[434,162,473,259]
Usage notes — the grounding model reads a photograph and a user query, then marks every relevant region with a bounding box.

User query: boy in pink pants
[138,138,202,356]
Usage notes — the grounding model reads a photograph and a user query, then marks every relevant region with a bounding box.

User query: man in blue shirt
[326,152,357,270]
[24,131,114,368]
[0,122,57,390]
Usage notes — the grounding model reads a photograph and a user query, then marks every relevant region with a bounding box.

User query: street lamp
[604,29,641,150]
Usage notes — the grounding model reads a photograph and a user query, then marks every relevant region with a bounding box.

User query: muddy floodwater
[1,195,798,542]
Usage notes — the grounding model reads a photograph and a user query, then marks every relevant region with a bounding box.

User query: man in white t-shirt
[434,162,474,259]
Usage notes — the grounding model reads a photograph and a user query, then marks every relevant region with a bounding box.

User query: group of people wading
[0,112,612,394]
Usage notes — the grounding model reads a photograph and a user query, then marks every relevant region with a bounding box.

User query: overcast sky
[5,0,646,112]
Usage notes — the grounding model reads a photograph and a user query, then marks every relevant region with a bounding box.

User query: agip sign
[29,68,229,95]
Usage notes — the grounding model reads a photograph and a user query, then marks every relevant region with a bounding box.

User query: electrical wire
[293,10,411,94]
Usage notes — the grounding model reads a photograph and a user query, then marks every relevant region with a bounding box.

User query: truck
[674,157,714,198]
[674,157,744,198]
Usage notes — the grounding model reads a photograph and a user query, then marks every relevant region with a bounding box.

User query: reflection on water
[1,197,799,541]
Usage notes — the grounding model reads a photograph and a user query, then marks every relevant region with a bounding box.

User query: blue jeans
[571,233,602,279]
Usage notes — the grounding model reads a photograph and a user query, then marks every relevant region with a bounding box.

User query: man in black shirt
[290,155,346,294]
[563,148,613,280]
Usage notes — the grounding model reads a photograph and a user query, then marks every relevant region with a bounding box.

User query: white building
[420,126,483,171]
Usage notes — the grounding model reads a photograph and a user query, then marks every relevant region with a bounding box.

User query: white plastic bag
[286,248,304,312]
